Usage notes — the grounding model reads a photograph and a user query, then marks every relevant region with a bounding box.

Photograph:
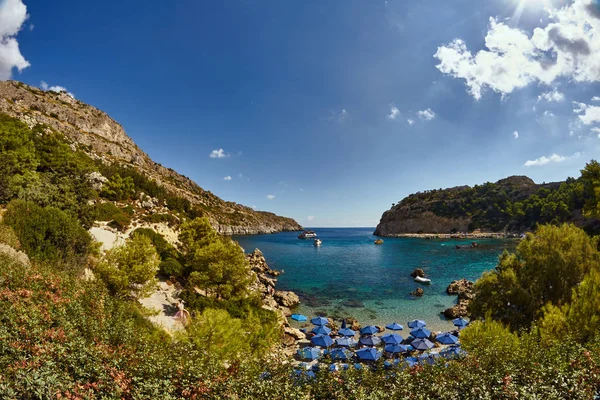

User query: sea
[234,228,518,333]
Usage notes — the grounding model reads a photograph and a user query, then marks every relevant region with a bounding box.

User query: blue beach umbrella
[386,322,404,331]
[360,325,379,335]
[384,344,409,354]
[338,328,357,337]
[311,316,329,326]
[381,333,403,345]
[408,319,427,329]
[297,347,321,360]
[311,334,334,348]
[359,335,382,346]
[412,338,435,351]
[403,357,418,368]
[418,354,435,365]
[436,332,459,345]
[335,337,358,347]
[410,327,431,339]
[329,348,351,360]
[356,347,382,361]
[453,317,469,329]
[441,346,467,359]
[311,326,332,335]
[291,314,307,322]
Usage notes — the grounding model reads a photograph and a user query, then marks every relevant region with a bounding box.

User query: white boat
[314,239,322,247]
[298,230,317,239]
[414,276,431,285]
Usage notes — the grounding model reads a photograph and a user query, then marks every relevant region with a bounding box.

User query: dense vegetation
[1,111,600,398]
[395,174,594,233]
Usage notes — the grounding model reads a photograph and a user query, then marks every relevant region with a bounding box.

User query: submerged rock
[410,268,426,278]
[410,287,424,297]
[342,299,365,308]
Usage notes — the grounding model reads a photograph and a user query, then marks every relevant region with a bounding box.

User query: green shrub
[0,224,20,249]
[142,213,178,225]
[3,199,93,268]
[108,212,131,232]
[131,228,179,261]
[94,202,122,221]
[159,257,183,277]
[95,234,159,298]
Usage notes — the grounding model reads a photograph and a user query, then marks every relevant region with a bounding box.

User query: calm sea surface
[234,228,517,332]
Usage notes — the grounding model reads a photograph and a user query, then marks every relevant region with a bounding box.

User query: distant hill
[375,175,597,236]
[0,81,301,235]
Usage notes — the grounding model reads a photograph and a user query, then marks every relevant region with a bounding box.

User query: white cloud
[417,108,436,120]
[434,1,600,100]
[251,205,257,209]
[538,89,564,103]
[0,0,30,80]
[513,130,519,139]
[223,176,232,181]
[339,109,348,121]
[574,101,600,125]
[387,106,400,120]
[407,118,415,125]
[237,173,250,181]
[40,81,75,98]
[266,195,276,200]
[592,96,600,102]
[543,110,555,117]
[307,216,314,221]
[524,152,580,167]
[591,127,600,137]
[209,149,229,159]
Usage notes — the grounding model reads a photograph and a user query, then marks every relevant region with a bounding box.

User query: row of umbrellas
[298,344,466,362]
[309,332,457,351]
[290,315,469,331]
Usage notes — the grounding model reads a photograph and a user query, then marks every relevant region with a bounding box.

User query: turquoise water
[234,228,517,332]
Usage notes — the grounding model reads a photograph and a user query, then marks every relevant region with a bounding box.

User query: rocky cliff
[374,175,572,236]
[0,81,302,235]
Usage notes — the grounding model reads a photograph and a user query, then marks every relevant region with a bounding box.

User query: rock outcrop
[410,287,424,297]
[443,279,474,319]
[247,248,299,329]
[0,81,302,235]
[374,175,562,236]
[410,268,425,278]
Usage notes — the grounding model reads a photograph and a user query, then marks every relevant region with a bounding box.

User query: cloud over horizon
[266,194,276,200]
[435,0,600,100]
[0,0,30,80]
[40,81,75,98]
[524,152,580,167]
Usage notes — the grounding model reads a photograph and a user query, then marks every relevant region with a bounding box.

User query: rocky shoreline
[377,232,522,239]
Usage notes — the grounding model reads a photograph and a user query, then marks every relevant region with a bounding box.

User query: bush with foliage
[179,217,252,300]
[3,200,93,269]
[100,173,135,201]
[94,234,160,298]
[469,223,600,331]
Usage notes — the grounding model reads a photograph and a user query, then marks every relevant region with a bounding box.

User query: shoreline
[377,232,522,239]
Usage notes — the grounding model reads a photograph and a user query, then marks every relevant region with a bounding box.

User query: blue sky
[2,0,600,227]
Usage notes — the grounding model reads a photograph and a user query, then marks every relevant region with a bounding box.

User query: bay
[234,228,517,332]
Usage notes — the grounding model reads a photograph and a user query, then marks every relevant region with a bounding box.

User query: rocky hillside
[375,175,593,236]
[0,81,301,234]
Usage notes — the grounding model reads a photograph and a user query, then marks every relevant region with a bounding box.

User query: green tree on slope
[179,217,252,300]
[470,224,600,330]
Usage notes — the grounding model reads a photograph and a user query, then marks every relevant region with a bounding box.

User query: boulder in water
[410,268,426,278]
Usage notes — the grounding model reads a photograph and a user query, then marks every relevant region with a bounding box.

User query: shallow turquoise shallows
[234,228,517,332]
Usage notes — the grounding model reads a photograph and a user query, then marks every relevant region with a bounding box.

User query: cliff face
[374,176,564,236]
[0,81,302,234]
